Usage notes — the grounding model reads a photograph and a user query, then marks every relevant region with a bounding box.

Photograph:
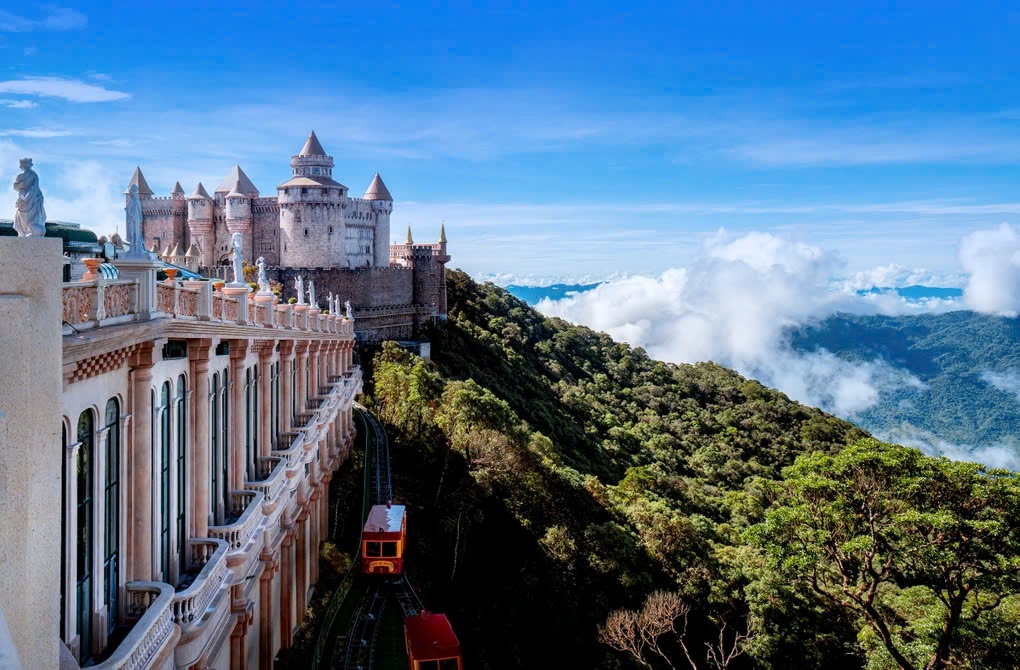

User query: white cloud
[0,128,72,138]
[883,425,1020,471]
[960,224,1020,316]
[537,230,927,418]
[838,264,967,291]
[0,99,37,109]
[0,77,129,103]
[982,370,1020,404]
[0,7,86,32]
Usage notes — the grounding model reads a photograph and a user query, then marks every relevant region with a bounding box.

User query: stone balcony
[246,456,288,507]
[170,539,229,630]
[207,490,265,557]
[91,582,177,670]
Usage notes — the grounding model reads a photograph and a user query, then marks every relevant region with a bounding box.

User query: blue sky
[3,2,1020,282]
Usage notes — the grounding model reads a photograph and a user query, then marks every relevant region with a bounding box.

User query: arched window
[210,373,219,522]
[271,361,280,450]
[76,409,95,662]
[103,399,120,636]
[60,423,67,643]
[252,364,259,480]
[158,382,171,581]
[175,376,187,571]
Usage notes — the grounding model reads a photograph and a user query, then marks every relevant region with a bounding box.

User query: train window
[382,542,398,557]
[439,660,459,670]
[365,541,381,557]
[419,663,440,670]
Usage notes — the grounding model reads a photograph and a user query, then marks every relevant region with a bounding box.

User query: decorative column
[279,341,294,435]
[255,340,274,459]
[308,341,321,400]
[258,552,279,670]
[295,508,309,622]
[280,527,295,648]
[294,342,308,417]
[229,339,249,490]
[129,343,156,580]
[189,339,212,537]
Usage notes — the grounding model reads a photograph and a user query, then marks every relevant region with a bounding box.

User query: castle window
[328,226,333,234]
[302,188,308,195]
[304,228,309,236]
[284,189,289,195]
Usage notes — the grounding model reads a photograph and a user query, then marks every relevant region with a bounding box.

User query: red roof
[404,612,461,660]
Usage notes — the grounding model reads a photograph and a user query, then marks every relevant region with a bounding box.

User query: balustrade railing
[171,538,229,626]
[91,582,175,670]
[207,490,265,552]
[247,456,288,504]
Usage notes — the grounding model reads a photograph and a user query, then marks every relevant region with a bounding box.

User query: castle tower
[171,181,185,200]
[186,182,214,270]
[277,131,347,268]
[435,224,450,317]
[216,166,258,262]
[362,173,393,267]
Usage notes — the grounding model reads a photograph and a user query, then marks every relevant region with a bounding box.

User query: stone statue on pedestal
[255,257,272,294]
[229,232,244,286]
[326,291,334,312]
[294,275,305,305]
[307,280,316,308]
[12,158,46,237]
[124,183,146,257]
[345,300,353,319]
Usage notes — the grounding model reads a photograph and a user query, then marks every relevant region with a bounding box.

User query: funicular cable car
[404,610,463,670]
[362,501,406,574]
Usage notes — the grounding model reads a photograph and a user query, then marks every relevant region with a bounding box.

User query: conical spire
[439,222,447,243]
[124,167,153,195]
[171,181,185,195]
[363,172,393,201]
[298,130,327,157]
[188,182,212,200]
[215,165,259,196]
[170,243,183,258]
[406,226,414,245]
[185,242,201,257]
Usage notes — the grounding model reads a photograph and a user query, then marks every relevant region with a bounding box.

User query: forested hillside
[791,312,1020,449]
[363,270,1020,670]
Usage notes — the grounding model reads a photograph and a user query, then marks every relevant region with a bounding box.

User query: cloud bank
[537,228,1018,467]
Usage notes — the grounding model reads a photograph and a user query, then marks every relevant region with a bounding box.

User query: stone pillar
[279,341,294,435]
[113,256,162,320]
[258,554,278,670]
[295,510,308,622]
[229,340,249,490]
[294,342,308,417]
[127,343,156,581]
[308,341,320,400]
[280,528,294,648]
[189,339,212,537]
[256,341,273,459]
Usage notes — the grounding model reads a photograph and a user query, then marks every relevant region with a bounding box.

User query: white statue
[326,291,334,312]
[12,157,46,237]
[307,280,316,308]
[124,183,145,257]
[345,300,353,319]
[255,256,272,294]
[228,232,245,286]
[333,295,340,315]
[294,275,306,305]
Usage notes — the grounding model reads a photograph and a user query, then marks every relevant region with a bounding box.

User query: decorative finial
[406,226,413,245]
[439,222,447,244]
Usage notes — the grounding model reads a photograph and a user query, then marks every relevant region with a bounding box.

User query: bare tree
[599,590,698,670]
[705,616,754,669]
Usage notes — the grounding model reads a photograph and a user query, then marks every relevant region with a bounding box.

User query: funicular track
[311,403,427,670]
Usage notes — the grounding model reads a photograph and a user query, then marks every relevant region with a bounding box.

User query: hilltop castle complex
[128,131,449,341]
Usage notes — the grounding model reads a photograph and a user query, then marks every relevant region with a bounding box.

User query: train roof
[364,503,405,533]
[404,611,461,660]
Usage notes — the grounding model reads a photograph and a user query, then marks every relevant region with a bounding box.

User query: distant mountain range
[507,282,964,306]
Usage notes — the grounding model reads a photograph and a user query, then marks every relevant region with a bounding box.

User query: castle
[129,131,449,341]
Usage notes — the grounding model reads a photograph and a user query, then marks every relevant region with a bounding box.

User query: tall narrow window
[271,362,280,450]
[210,373,219,523]
[158,382,171,582]
[252,364,259,479]
[60,423,67,643]
[175,376,187,572]
[76,410,95,662]
[245,368,252,485]
[103,399,120,636]
[291,362,296,426]
[221,368,230,514]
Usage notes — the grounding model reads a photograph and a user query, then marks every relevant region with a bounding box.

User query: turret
[171,181,185,200]
[124,167,153,199]
[277,131,347,268]
[363,172,393,267]
[215,165,257,263]
[186,182,214,270]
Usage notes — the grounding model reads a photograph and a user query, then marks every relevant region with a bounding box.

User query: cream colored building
[0,237,361,670]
